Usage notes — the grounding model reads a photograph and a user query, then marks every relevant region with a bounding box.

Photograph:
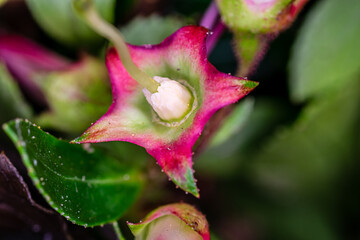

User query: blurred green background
[0,0,359,239]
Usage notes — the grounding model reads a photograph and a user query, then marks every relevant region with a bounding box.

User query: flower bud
[216,0,308,34]
[128,203,210,240]
[142,76,192,122]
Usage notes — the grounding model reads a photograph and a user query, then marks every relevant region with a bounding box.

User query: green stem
[235,32,269,77]
[73,0,159,93]
[112,221,126,240]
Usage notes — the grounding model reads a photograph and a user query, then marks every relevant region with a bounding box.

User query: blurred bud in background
[0,34,112,134]
[216,0,308,34]
[215,0,309,75]
[34,55,112,134]
[0,34,70,104]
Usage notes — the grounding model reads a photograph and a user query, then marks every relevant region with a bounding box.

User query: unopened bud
[143,76,192,121]
[217,0,308,34]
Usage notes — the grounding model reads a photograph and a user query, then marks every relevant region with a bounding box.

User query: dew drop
[33,159,37,166]
[123,174,130,181]
[31,136,35,139]
[82,143,94,153]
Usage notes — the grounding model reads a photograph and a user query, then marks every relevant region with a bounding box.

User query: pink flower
[72,26,258,197]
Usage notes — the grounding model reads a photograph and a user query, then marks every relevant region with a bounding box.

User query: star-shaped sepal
[73,26,258,197]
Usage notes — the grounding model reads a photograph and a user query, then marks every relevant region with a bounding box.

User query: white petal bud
[143,76,192,121]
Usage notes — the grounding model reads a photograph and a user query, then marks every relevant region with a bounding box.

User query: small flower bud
[142,76,192,121]
[217,0,308,34]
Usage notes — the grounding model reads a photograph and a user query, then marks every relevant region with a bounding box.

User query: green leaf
[3,119,144,227]
[251,200,337,240]
[121,14,187,45]
[0,62,32,124]
[289,0,360,102]
[25,0,116,48]
[209,98,254,147]
[251,78,360,197]
[197,98,294,177]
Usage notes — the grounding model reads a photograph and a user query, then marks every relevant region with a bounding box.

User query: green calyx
[216,0,294,34]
